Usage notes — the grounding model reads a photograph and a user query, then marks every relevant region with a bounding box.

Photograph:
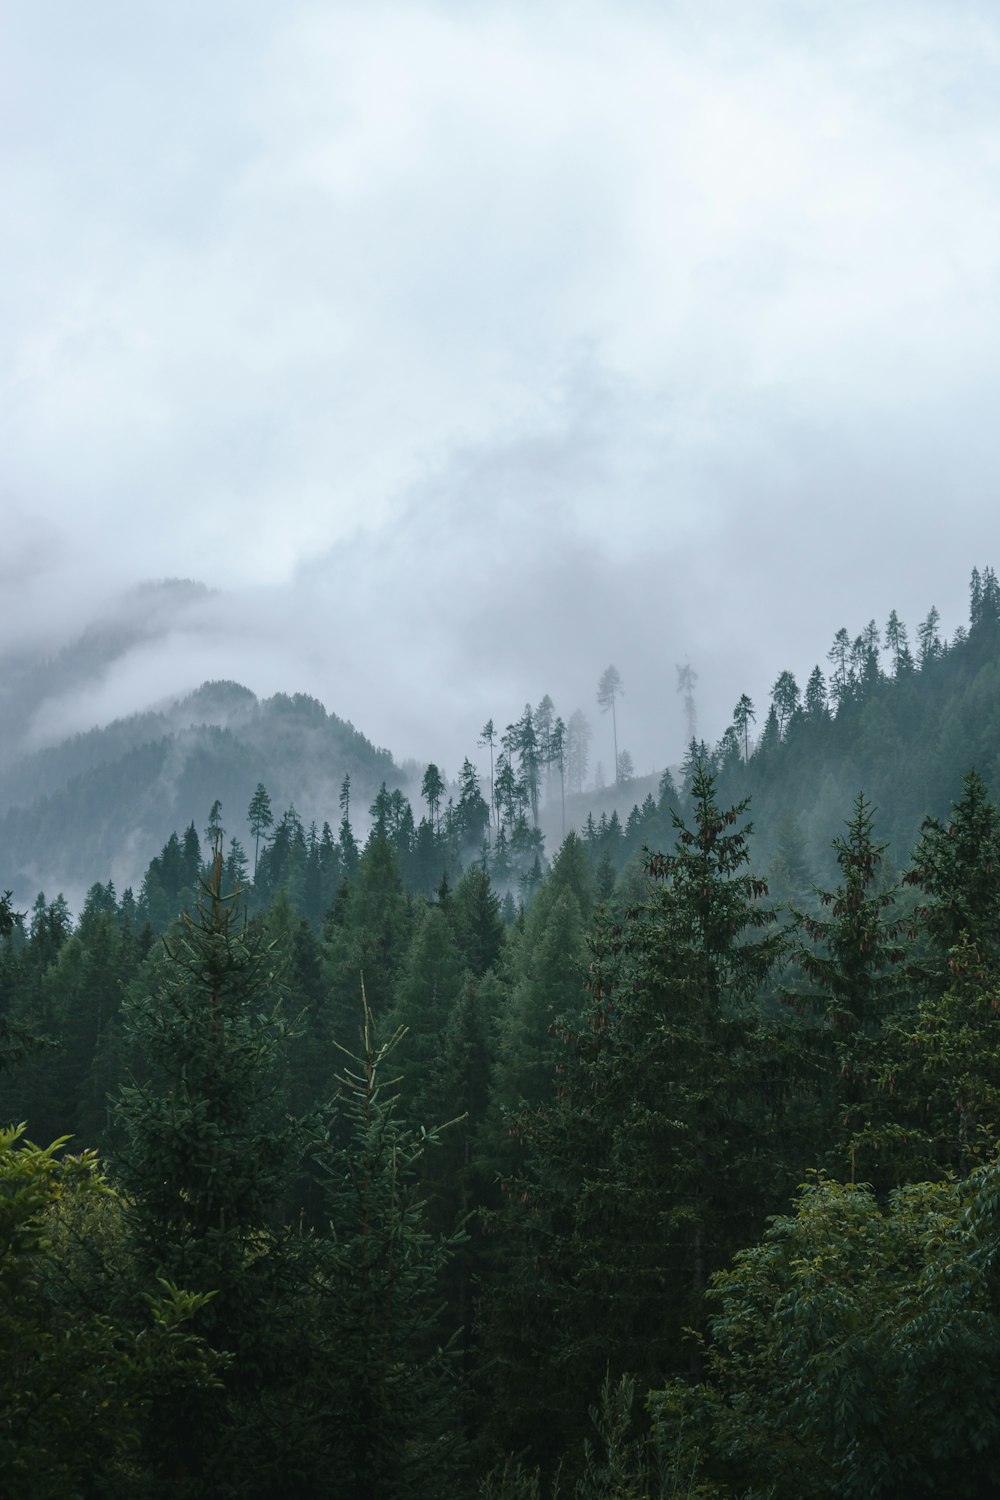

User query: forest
[5,567,1000,1497]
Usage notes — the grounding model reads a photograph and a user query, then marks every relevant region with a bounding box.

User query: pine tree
[204,799,225,850]
[676,662,697,743]
[550,715,567,837]
[479,719,498,838]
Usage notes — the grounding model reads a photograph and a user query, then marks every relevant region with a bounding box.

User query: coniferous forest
[8,570,1000,1497]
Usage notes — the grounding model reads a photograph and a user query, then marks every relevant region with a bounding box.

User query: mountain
[0,681,399,908]
[5,566,1000,915]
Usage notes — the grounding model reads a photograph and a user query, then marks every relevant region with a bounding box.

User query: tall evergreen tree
[565,709,591,796]
[386,905,467,1126]
[771,670,800,736]
[481,769,787,1467]
[549,715,567,837]
[421,764,445,834]
[676,662,697,743]
[115,848,305,1494]
[247,782,274,880]
[533,694,556,802]
[904,769,1000,985]
[827,626,853,709]
[597,666,624,781]
[302,995,466,1500]
[884,608,913,675]
[447,866,505,979]
[804,664,829,719]
[786,793,907,1177]
[478,719,497,838]
[455,758,490,855]
[917,605,942,666]
[733,693,756,762]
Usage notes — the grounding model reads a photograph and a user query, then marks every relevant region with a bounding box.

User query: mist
[2,1,996,783]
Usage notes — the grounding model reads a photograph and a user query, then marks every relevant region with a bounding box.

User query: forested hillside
[6,568,1000,1496]
[700,564,1000,881]
[6,568,1000,920]
[0,681,398,906]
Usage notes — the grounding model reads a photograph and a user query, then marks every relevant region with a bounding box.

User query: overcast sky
[4,0,1000,780]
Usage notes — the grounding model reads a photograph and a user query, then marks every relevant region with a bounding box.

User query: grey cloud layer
[2,1,997,775]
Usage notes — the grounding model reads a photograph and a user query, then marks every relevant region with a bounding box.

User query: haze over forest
[4,0,999,777]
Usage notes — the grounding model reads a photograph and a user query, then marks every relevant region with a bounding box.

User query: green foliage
[387,904,468,1123]
[14,570,1000,1493]
[301,991,467,1499]
[0,1124,221,1500]
[447,866,506,978]
[324,828,413,1033]
[489,887,588,1121]
[114,853,307,1494]
[654,1161,1000,1498]
[116,875,298,1294]
[874,933,1000,1178]
[904,768,1000,983]
[480,770,788,1468]
[785,793,907,1176]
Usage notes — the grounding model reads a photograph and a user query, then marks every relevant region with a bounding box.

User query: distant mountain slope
[694,568,1000,884]
[6,568,1000,913]
[0,682,399,906]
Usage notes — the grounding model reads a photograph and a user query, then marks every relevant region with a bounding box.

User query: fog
[3,1,998,781]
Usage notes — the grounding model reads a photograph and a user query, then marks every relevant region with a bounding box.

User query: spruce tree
[447,866,505,979]
[904,768,1000,985]
[785,792,908,1178]
[114,847,305,1493]
[386,904,467,1125]
[480,768,788,1469]
[247,782,274,880]
[301,993,466,1500]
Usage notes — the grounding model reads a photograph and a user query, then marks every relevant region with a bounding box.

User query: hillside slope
[0,681,398,906]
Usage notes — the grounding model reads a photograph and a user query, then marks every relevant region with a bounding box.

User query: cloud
[2,1,998,781]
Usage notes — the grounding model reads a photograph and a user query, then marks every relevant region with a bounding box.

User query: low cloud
[1,2,996,786]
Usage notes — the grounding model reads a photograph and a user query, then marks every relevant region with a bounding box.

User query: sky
[4,0,1000,782]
